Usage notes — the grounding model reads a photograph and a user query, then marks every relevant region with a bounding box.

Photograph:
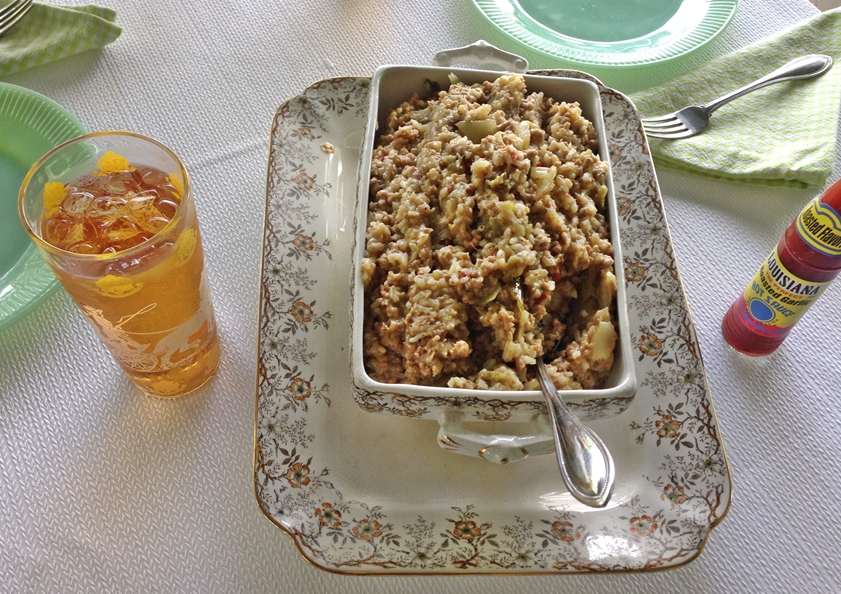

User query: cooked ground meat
[361,73,617,391]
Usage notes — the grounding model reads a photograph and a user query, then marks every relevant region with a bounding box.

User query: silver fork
[642,54,833,140]
[0,0,33,37]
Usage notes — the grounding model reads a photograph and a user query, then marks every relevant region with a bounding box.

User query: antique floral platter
[254,72,732,574]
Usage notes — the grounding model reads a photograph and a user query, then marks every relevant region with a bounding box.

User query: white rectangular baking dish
[349,43,636,462]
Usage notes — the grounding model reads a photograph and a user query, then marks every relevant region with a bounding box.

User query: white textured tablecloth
[2,0,840,592]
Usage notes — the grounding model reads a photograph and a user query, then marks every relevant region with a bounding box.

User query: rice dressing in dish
[361,73,617,391]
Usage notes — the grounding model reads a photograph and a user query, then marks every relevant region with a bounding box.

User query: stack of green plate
[0,83,86,332]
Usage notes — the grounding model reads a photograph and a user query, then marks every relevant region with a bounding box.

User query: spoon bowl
[536,359,615,507]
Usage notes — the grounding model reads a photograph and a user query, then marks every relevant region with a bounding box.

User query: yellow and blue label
[740,249,828,334]
[795,196,841,257]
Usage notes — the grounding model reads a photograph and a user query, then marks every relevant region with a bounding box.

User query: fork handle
[704,54,833,114]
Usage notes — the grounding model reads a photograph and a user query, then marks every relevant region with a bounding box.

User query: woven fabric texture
[0,3,121,77]
[631,8,841,189]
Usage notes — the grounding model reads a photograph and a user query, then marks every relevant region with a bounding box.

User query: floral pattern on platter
[255,73,731,573]
[352,386,634,422]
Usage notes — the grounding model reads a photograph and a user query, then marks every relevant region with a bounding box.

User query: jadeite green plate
[473,0,739,67]
[0,83,85,332]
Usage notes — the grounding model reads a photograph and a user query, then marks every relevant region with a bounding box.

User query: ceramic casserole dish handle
[432,40,530,73]
[437,411,556,463]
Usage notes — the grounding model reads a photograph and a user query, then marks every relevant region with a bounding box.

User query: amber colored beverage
[19,132,220,398]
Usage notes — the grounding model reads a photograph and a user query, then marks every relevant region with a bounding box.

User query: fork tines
[641,118,689,136]
[0,0,33,37]
[641,117,694,140]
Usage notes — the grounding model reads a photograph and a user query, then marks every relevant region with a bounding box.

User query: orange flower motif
[630,514,658,537]
[638,333,663,357]
[95,274,143,298]
[294,171,316,191]
[43,181,66,216]
[315,502,342,528]
[625,262,646,283]
[174,229,197,267]
[453,520,481,541]
[662,484,687,506]
[289,377,312,401]
[617,196,633,217]
[550,520,580,542]
[352,519,383,541]
[296,126,315,140]
[655,414,681,439]
[292,233,315,253]
[95,151,135,175]
[359,401,384,413]
[291,301,314,323]
[286,462,311,488]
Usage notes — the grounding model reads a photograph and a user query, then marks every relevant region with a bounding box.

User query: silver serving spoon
[536,359,614,507]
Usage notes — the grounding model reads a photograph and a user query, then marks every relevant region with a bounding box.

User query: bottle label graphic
[723,181,841,355]
[795,196,841,257]
[740,249,829,334]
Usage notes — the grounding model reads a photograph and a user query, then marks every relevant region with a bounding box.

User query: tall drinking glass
[18,132,220,398]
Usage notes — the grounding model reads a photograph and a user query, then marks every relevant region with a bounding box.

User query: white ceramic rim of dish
[350,65,637,408]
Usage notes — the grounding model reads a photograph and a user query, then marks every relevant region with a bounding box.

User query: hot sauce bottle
[722,179,841,355]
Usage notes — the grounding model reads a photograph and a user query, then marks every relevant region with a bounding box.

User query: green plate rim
[0,82,86,332]
[472,0,740,68]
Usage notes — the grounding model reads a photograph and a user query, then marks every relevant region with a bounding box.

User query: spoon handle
[537,360,614,507]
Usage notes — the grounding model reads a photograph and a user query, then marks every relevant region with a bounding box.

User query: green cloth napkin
[0,3,121,77]
[630,8,841,189]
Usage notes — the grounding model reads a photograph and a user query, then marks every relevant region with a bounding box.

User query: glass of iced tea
[18,132,220,398]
